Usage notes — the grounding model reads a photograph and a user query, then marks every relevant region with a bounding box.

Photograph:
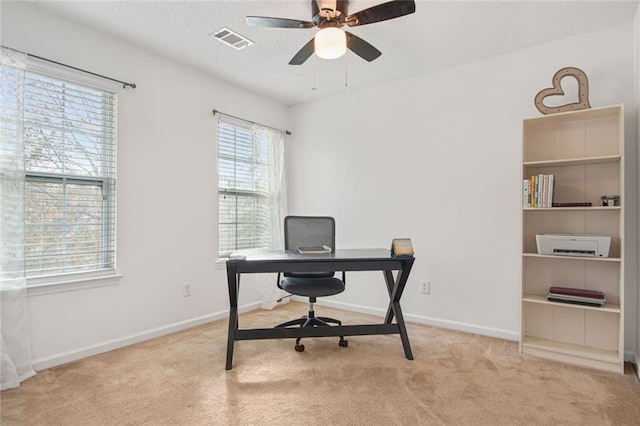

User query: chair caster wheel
[295,344,305,352]
[339,339,348,347]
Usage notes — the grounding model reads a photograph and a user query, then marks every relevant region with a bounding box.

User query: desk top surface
[228,248,412,263]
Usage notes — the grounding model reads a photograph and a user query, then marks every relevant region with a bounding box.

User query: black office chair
[275,216,348,352]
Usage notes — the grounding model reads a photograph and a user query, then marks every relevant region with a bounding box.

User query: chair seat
[280,276,345,298]
[284,271,333,279]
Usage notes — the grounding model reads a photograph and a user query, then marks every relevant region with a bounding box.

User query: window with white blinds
[218,118,275,258]
[23,72,117,277]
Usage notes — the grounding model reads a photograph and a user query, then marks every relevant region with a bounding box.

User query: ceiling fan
[246,0,416,65]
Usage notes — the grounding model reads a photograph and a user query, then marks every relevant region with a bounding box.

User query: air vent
[212,27,254,50]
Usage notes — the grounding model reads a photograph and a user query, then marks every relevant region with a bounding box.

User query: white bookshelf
[521,105,624,374]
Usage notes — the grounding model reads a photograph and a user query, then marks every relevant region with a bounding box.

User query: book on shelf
[547,286,606,307]
[523,174,554,208]
[551,202,593,207]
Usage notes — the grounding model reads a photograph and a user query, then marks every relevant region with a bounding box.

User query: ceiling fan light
[314,28,347,59]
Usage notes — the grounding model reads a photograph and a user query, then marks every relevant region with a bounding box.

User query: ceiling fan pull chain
[312,55,318,91]
[344,52,349,91]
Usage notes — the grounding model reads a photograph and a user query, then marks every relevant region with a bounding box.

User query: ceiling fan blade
[289,38,315,65]
[246,16,314,29]
[345,0,416,27]
[345,31,382,62]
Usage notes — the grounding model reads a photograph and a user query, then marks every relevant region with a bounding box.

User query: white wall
[289,23,639,354]
[1,2,289,369]
[2,2,638,369]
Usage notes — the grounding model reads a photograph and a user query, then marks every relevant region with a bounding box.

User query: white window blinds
[217,115,285,258]
[22,72,117,277]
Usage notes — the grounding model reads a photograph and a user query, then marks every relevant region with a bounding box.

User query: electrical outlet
[421,281,430,294]
[183,282,191,297]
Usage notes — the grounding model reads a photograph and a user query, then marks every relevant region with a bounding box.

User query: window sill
[27,271,123,297]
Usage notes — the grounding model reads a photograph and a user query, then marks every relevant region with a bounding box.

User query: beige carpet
[1,302,639,425]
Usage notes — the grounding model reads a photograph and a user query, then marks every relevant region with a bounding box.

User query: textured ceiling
[27,0,640,106]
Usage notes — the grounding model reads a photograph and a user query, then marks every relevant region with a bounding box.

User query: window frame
[20,67,118,283]
[217,118,279,259]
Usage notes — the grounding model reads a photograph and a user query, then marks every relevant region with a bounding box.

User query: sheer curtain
[0,47,35,390]
[260,125,288,310]
[265,126,287,253]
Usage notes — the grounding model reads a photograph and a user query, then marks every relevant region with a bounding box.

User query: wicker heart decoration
[534,67,591,115]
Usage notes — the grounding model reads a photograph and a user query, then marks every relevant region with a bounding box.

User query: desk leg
[383,262,414,360]
[226,266,239,370]
[383,270,396,324]
[391,298,413,360]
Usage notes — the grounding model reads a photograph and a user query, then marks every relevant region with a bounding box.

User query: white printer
[536,234,611,258]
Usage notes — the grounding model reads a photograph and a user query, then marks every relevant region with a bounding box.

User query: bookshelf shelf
[522,294,621,313]
[520,104,624,374]
[522,253,621,262]
[523,206,621,211]
[523,155,621,168]
[521,337,621,373]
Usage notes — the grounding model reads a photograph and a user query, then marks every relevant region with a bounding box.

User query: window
[217,116,285,258]
[22,72,117,278]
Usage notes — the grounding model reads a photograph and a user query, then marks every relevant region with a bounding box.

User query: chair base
[275,310,348,351]
[275,315,341,328]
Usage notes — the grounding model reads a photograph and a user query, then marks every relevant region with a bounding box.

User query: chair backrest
[284,216,335,278]
[284,216,335,252]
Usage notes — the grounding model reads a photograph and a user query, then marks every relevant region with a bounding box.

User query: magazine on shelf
[547,296,605,307]
[547,286,605,307]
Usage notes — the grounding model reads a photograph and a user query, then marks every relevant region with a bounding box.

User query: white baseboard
[46,296,633,372]
[313,298,520,342]
[32,301,262,371]
[635,352,640,379]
